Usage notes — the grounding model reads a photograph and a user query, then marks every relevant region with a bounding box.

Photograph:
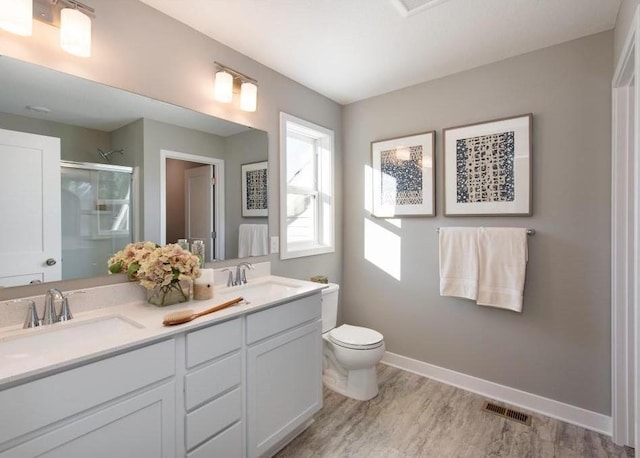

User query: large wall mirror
[0,56,269,288]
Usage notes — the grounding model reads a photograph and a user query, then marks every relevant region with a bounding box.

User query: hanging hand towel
[238,224,269,257]
[476,227,528,312]
[438,227,479,300]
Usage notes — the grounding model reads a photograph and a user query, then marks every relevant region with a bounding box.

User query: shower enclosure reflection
[61,161,134,280]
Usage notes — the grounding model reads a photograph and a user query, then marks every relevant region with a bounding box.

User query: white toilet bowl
[322,324,385,401]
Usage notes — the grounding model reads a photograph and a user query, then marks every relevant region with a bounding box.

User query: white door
[185,165,214,261]
[0,128,61,286]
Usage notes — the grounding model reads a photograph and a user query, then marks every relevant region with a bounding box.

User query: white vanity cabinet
[0,340,176,458]
[246,293,323,458]
[0,285,324,458]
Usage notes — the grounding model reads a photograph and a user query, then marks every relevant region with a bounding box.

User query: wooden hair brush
[162,297,244,326]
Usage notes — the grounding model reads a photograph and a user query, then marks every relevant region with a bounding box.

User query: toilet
[321,283,385,401]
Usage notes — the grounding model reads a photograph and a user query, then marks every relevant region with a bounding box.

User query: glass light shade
[60,8,91,58]
[0,0,32,36]
[214,71,233,103]
[240,82,257,112]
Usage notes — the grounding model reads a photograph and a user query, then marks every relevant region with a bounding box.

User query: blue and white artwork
[245,168,268,210]
[455,131,515,204]
[380,146,424,206]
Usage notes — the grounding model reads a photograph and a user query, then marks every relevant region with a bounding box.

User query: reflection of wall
[0,112,110,162]
[225,129,269,258]
[165,159,202,244]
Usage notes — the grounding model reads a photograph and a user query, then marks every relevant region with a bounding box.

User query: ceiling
[139,0,621,105]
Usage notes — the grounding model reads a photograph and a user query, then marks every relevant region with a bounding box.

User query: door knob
[46,258,57,266]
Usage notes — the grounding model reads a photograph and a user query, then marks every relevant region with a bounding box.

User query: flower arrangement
[108,242,201,306]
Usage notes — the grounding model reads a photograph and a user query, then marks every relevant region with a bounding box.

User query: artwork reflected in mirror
[0,57,268,288]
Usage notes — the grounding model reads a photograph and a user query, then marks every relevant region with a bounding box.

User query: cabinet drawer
[185,352,241,411]
[188,421,243,458]
[186,318,242,368]
[186,387,242,451]
[0,340,175,446]
[246,293,321,344]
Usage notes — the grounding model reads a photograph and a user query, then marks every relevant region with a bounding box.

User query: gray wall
[342,32,613,414]
[0,0,343,301]
[615,0,638,65]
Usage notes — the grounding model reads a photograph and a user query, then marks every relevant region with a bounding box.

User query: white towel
[438,227,479,301]
[476,227,528,312]
[238,224,269,257]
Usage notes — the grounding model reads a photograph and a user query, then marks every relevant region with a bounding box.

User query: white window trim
[279,112,335,260]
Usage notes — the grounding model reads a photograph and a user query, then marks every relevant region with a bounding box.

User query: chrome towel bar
[436,227,535,236]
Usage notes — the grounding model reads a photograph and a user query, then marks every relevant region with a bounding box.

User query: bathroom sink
[233,278,301,299]
[0,315,144,363]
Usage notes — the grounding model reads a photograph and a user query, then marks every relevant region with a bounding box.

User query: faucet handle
[7,299,41,329]
[57,291,84,322]
[221,268,236,287]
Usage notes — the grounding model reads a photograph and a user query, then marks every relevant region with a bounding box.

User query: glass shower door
[60,161,134,280]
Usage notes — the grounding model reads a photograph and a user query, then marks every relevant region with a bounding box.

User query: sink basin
[0,315,143,363]
[233,279,300,299]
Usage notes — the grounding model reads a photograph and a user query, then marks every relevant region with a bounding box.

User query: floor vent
[482,401,532,426]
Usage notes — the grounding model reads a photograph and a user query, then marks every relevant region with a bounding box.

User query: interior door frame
[612,5,640,447]
[159,149,225,261]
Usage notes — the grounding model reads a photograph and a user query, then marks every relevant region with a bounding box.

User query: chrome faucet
[43,288,64,325]
[42,288,81,325]
[235,262,254,286]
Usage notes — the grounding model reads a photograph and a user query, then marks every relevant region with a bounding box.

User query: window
[280,112,335,259]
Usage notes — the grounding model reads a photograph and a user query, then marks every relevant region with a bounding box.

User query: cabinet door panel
[1,383,175,458]
[0,340,175,445]
[247,320,322,458]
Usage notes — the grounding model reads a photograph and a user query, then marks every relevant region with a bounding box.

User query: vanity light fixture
[0,0,94,57]
[0,0,33,36]
[214,69,234,103]
[214,62,258,112]
[60,3,91,57]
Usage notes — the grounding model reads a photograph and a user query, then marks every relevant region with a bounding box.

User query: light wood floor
[276,364,634,458]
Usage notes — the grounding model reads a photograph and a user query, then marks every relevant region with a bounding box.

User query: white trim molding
[611,4,640,448]
[381,352,612,436]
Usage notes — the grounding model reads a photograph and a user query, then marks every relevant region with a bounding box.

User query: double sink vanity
[0,264,325,458]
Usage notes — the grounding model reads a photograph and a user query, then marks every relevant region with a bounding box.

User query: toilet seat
[328,324,384,350]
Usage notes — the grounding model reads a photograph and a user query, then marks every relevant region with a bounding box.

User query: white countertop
[0,275,326,388]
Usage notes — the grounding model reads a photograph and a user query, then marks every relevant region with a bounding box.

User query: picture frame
[371,131,435,217]
[241,161,268,217]
[443,114,532,216]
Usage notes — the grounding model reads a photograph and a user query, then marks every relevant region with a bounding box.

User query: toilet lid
[328,324,384,349]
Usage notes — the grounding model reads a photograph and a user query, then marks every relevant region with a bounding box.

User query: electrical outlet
[270,236,279,254]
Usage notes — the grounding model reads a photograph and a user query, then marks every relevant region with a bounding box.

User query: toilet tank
[321,283,340,333]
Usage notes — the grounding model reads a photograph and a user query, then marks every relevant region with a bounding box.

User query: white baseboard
[381,351,612,436]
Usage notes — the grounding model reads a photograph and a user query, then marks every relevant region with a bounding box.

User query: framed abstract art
[371,131,436,217]
[241,161,268,217]
[443,114,532,216]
